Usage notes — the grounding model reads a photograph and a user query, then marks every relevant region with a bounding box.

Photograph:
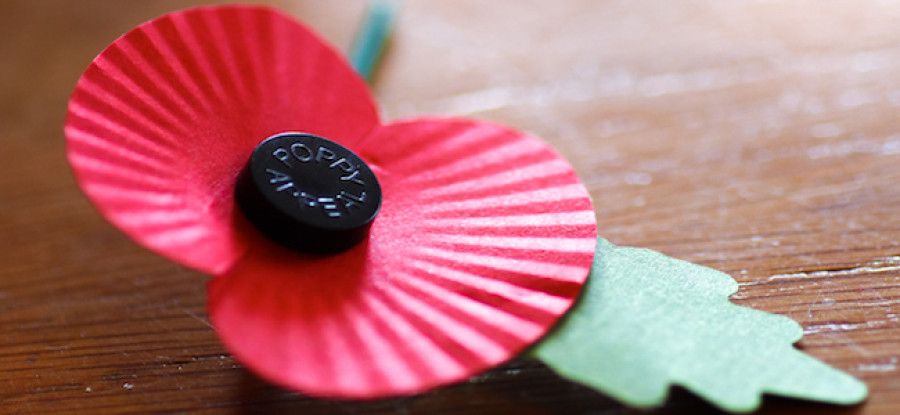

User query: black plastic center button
[235,132,381,254]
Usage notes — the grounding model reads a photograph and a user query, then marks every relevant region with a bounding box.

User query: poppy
[65,4,597,398]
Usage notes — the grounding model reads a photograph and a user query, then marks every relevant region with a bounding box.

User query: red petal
[65,5,379,275]
[208,118,597,398]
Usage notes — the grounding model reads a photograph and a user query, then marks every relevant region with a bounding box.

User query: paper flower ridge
[64,5,597,398]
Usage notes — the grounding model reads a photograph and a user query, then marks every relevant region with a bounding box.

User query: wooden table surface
[2,0,899,413]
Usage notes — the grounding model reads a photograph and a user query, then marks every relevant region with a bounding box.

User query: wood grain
[1,0,898,413]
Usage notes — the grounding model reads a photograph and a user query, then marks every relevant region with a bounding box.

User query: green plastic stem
[349,0,397,82]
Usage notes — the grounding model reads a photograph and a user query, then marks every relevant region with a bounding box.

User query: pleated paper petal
[208,118,597,397]
[65,5,379,275]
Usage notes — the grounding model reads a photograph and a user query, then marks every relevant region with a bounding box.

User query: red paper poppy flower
[65,5,597,398]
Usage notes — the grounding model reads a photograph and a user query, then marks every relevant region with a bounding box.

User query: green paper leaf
[531,238,868,412]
